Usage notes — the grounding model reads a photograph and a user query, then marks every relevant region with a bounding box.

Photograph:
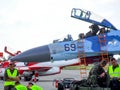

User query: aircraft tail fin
[4,46,21,56]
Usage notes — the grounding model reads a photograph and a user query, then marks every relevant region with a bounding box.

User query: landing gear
[58,83,63,90]
[0,77,3,80]
[24,76,32,81]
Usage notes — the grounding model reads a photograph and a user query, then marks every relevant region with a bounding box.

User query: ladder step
[100,50,108,52]
[77,39,87,79]
[101,52,108,53]
[100,52,108,54]
[80,67,86,69]
[78,40,84,42]
[78,56,85,58]
[78,52,85,54]
[98,35,109,63]
[98,35,106,38]
[80,72,87,74]
[80,59,86,62]
[99,40,106,42]
[77,46,84,48]
[100,53,108,56]
[102,58,109,60]
[101,54,108,55]
[78,54,86,56]
[78,50,84,52]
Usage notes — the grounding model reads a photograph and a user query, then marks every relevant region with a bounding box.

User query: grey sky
[0,0,120,56]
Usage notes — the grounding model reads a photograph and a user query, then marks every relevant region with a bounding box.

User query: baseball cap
[9,62,16,66]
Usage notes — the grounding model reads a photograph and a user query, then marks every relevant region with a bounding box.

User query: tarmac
[0,70,88,90]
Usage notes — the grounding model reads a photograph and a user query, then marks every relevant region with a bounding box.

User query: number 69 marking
[64,44,76,51]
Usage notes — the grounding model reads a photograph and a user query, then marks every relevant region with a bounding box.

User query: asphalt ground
[0,70,89,90]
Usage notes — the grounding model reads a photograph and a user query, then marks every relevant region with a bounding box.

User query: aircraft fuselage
[11,30,120,62]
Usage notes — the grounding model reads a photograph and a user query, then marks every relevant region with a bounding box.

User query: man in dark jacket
[87,60,110,87]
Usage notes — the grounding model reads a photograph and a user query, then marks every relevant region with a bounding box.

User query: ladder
[77,33,87,79]
[98,34,109,62]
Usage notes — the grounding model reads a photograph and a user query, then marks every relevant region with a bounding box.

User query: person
[107,57,120,90]
[4,62,20,90]
[85,24,99,38]
[98,28,105,35]
[87,60,110,87]
[85,30,92,38]
[67,34,73,41]
[78,33,85,39]
[89,24,99,36]
[27,82,43,90]
[12,81,27,90]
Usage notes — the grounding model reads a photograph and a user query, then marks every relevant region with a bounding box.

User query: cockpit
[78,24,110,39]
[63,34,73,41]
[53,34,73,43]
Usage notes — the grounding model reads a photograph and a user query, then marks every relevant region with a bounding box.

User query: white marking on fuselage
[108,40,117,45]
[29,59,79,67]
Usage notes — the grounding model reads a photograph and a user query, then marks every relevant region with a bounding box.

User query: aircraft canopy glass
[53,34,73,43]
[71,8,117,30]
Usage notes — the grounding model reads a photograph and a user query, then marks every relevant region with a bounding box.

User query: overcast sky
[0,0,120,56]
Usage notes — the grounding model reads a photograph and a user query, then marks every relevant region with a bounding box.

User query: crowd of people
[2,56,120,90]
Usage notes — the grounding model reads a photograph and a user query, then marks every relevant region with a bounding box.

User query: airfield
[0,70,88,90]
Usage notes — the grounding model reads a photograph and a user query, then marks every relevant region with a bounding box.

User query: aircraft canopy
[71,8,117,30]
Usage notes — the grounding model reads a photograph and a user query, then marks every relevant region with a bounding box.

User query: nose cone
[11,45,50,62]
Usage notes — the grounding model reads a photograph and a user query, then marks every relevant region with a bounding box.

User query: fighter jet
[11,8,120,62]
[0,46,80,81]
[0,59,80,81]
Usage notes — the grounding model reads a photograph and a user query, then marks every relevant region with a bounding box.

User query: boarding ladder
[98,33,109,63]
[77,33,87,79]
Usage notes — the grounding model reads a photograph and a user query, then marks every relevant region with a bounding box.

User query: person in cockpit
[67,34,73,41]
[85,24,99,38]
[98,28,105,35]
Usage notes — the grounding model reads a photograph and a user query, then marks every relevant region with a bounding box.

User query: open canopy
[71,8,117,30]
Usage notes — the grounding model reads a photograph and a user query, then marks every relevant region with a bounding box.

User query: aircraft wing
[17,66,51,71]
[29,66,51,71]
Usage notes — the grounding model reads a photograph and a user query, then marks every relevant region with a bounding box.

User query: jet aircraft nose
[11,45,51,62]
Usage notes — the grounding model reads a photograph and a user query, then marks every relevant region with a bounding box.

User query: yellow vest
[4,68,18,86]
[15,84,27,90]
[30,85,43,90]
[108,64,120,78]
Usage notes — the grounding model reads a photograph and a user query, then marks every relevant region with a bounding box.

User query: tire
[58,83,63,90]
[0,77,3,80]
[24,76,32,81]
